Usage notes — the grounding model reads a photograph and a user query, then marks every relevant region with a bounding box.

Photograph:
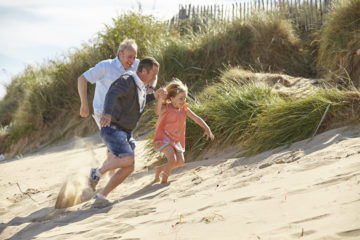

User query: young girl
[153,79,214,183]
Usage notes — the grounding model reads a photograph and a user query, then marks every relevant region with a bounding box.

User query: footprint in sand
[275,149,305,164]
[337,229,360,237]
[232,196,254,203]
[6,187,40,203]
[0,207,8,216]
[314,172,360,187]
[191,175,203,185]
[290,213,330,224]
[115,207,156,219]
[81,223,135,239]
[200,213,225,224]
[197,205,213,212]
[291,229,316,238]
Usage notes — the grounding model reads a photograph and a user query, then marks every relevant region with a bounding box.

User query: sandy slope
[0,126,360,240]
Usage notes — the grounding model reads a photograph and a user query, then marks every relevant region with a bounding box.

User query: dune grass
[185,76,282,153]
[0,5,359,159]
[243,88,360,155]
[156,11,313,94]
[182,71,360,159]
[316,0,360,88]
[0,13,169,155]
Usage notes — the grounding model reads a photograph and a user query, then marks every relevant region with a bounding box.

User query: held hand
[80,104,89,117]
[100,114,112,127]
[155,88,167,100]
[160,90,168,100]
[147,86,155,94]
[154,88,161,99]
[203,129,215,141]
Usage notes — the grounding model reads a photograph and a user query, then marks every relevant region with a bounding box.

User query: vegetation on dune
[0,0,360,160]
[243,89,360,155]
[157,11,312,93]
[0,13,169,155]
[185,74,281,153]
[316,0,360,88]
[182,69,360,160]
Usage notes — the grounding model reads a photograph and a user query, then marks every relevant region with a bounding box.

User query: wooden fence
[169,0,333,32]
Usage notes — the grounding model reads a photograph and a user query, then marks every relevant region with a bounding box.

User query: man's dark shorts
[100,125,136,158]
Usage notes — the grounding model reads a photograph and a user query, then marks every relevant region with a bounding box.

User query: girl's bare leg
[153,148,185,183]
[154,166,162,182]
[174,152,185,168]
[154,146,177,183]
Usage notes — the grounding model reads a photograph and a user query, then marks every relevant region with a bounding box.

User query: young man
[89,57,163,199]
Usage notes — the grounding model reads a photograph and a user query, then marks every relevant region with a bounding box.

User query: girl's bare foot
[161,172,169,184]
[154,166,161,182]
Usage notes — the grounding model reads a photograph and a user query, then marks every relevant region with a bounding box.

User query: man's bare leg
[102,151,116,176]
[99,164,134,197]
[99,154,134,175]
[90,153,134,193]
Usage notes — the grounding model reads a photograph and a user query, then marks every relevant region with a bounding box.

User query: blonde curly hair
[165,78,188,100]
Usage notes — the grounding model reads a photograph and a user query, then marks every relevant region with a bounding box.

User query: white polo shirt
[83,57,139,115]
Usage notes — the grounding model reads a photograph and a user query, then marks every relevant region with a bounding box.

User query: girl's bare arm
[154,89,167,115]
[186,108,214,140]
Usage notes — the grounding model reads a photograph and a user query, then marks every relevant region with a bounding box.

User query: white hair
[117,39,138,54]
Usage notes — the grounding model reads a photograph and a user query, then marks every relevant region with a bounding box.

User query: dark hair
[137,57,160,73]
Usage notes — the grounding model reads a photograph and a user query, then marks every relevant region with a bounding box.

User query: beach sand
[1,126,360,240]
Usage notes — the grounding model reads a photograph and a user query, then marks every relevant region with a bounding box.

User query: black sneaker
[88,168,100,191]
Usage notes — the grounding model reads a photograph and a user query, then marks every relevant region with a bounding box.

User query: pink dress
[153,103,187,152]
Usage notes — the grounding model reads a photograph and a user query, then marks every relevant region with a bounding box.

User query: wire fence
[169,0,333,32]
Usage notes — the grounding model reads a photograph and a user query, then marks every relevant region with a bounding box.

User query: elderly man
[78,39,140,127]
[89,57,162,199]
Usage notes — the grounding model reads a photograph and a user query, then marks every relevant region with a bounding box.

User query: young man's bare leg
[99,158,134,197]
[102,151,115,176]
[89,154,134,192]
[99,154,134,175]
[94,114,115,176]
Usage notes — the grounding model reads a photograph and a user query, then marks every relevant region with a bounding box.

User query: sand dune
[1,126,360,240]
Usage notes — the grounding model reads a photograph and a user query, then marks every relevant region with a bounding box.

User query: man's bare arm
[78,75,89,117]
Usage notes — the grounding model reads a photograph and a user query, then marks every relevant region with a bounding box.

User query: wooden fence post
[171,0,332,32]
[310,0,313,28]
[304,0,308,31]
[314,0,318,28]
[295,0,298,27]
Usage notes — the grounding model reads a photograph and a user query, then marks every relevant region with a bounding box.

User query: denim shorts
[100,125,136,158]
